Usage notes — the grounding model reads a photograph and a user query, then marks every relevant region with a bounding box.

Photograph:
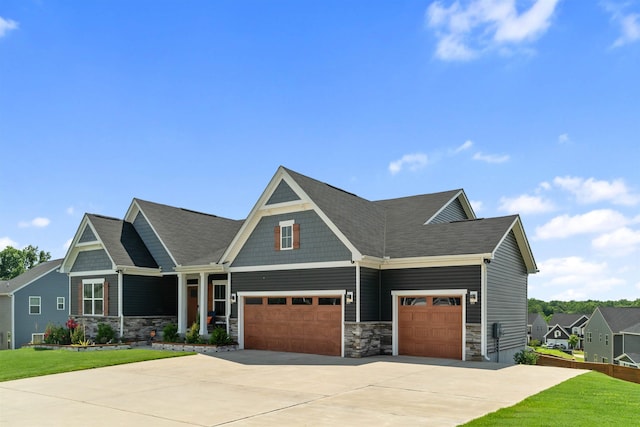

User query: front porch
[176,271,230,336]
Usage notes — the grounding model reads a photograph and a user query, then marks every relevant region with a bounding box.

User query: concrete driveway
[0,350,586,426]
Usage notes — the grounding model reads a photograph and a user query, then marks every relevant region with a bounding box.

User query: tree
[568,334,579,350]
[0,245,52,280]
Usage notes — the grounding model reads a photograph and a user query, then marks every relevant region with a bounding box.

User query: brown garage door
[244,296,342,356]
[398,295,462,359]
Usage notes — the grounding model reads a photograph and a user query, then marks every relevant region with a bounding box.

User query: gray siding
[0,296,12,349]
[79,226,97,243]
[232,210,352,267]
[13,270,69,348]
[360,267,381,322]
[430,198,468,224]
[123,275,177,316]
[133,212,175,272]
[70,274,118,317]
[71,249,112,272]
[231,267,357,322]
[380,265,481,323]
[623,334,640,355]
[530,315,548,342]
[266,180,300,205]
[584,309,615,363]
[486,231,528,361]
[614,335,623,361]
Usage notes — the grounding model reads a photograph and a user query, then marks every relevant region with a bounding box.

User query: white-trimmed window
[29,296,41,315]
[274,220,300,251]
[57,297,65,311]
[213,282,226,316]
[31,333,45,344]
[554,330,561,338]
[83,279,105,316]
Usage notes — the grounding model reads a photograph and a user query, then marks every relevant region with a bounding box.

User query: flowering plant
[66,318,78,331]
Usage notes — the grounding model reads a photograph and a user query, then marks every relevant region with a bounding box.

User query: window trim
[82,278,105,316]
[57,297,65,311]
[212,281,227,316]
[29,296,41,315]
[279,220,294,250]
[31,333,45,344]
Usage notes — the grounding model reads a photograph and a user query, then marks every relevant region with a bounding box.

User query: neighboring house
[617,323,640,368]
[545,313,589,349]
[0,259,68,349]
[528,313,548,343]
[584,307,640,364]
[221,166,538,362]
[58,200,243,341]
[544,324,571,349]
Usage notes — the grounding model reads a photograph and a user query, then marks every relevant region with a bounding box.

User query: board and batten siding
[380,265,481,323]
[231,267,357,322]
[265,180,300,205]
[429,198,469,224]
[70,274,118,316]
[71,249,112,272]
[132,212,175,272]
[360,267,381,322]
[485,231,528,362]
[232,210,352,267]
[122,275,177,316]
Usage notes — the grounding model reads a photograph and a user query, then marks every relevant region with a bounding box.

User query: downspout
[118,271,124,338]
[10,294,15,350]
[481,260,489,360]
[355,262,361,323]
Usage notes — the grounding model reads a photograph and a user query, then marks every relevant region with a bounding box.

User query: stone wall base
[344,322,392,358]
[75,316,177,342]
[152,342,239,354]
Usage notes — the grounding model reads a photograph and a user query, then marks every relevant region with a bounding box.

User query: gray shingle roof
[528,313,546,324]
[87,214,158,268]
[134,199,244,266]
[622,322,640,334]
[1,259,63,295]
[548,313,589,328]
[599,307,640,333]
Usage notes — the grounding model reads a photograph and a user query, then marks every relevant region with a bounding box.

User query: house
[528,313,548,343]
[0,259,68,349]
[545,313,589,349]
[60,166,537,362]
[584,307,640,364]
[544,324,571,349]
[220,166,537,362]
[58,200,243,341]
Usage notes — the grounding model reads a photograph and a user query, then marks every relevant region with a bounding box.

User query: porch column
[177,273,187,333]
[199,272,208,336]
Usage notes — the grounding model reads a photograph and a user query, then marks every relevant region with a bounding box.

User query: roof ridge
[87,213,123,221]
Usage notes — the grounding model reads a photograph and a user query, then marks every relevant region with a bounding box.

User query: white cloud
[389,153,428,175]
[592,227,640,256]
[455,140,474,153]
[0,16,18,37]
[554,176,640,206]
[66,206,75,215]
[499,194,555,214]
[425,0,560,61]
[470,199,483,213]
[535,209,629,240]
[473,152,510,163]
[603,2,640,47]
[18,217,51,228]
[0,237,18,249]
[558,133,570,143]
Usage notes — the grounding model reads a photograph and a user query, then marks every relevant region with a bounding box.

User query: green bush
[185,322,202,344]
[96,323,115,344]
[162,323,179,342]
[208,327,233,346]
[44,323,71,345]
[529,339,541,347]
[70,326,85,345]
[514,348,539,365]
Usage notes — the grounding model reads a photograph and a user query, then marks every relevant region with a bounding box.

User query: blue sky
[1,1,639,302]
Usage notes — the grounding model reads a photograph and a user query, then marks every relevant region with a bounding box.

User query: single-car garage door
[244,296,342,356]
[398,295,462,359]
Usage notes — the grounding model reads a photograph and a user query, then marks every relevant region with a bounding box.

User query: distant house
[0,259,68,349]
[584,307,640,364]
[527,313,548,343]
[544,324,571,349]
[546,313,589,349]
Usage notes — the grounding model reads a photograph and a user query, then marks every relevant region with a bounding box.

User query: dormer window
[274,220,300,251]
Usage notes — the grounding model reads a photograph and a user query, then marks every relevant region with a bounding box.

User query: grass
[462,371,640,426]
[534,347,578,360]
[0,347,194,382]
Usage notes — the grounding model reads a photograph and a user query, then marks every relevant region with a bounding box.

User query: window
[83,279,104,315]
[401,297,426,306]
[245,297,263,305]
[274,220,300,250]
[599,333,602,342]
[586,332,592,343]
[319,297,341,305]
[31,333,45,344]
[213,283,226,316]
[554,330,561,338]
[29,296,41,315]
[57,297,65,311]
[292,297,313,305]
[605,334,609,345]
[268,297,287,305]
[433,297,461,306]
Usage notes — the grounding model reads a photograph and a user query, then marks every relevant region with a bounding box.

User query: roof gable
[544,324,570,339]
[549,313,589,328]
[598,307,640,333]
[1,259,63,295]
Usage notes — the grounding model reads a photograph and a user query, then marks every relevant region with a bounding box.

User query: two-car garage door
[243,295,342,356]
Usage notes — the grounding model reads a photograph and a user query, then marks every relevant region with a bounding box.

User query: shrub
[514,348,539,365]
[96,323,115,344]
[185,322,202,344]
[162,323,179,342]
[529,339,541,347]
[208,327,233,346]
[71,326,86,345]
[44,323,71,345]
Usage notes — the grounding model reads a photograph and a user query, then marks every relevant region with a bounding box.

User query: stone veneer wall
[344,322,392,358]
[465,323,483,361]
[229,318,239,342]
[76,316,177,341]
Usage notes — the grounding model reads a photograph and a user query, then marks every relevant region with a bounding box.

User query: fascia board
[492,216,538,274]
[116,265,163,277]
[173,264,226,274]
[380,253,490,270]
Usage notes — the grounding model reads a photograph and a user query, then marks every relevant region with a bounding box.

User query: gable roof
[130,199,244,267]
[615,352,640,364]
[1,259,63,295]
[528,313,546,325]
[622,323,640,334]
[598,307,640,333]
[544,324,571,339]
[548,313,589,328]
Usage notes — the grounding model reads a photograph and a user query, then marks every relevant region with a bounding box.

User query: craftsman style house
[60,166,537,362]
[544,313,589,349]
[584,307,640,366]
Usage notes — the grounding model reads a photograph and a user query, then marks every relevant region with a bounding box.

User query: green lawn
[0,347,194,382]
[534,347,578,360]
[462,371,640,426]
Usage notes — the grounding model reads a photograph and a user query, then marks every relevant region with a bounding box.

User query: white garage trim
[237,290,347,357]
[391,289,468,361]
